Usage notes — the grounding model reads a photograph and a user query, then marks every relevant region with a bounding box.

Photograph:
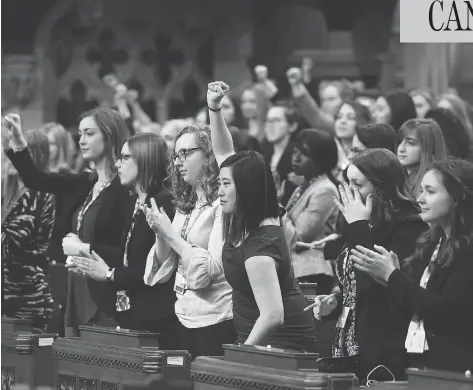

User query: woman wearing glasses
[143,123,234,359]
[4,109,132,337]
[67,133,178,347]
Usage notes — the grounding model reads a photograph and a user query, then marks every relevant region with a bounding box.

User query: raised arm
[3,114,86,196]
[286,68,335,135]
[207,81,235,167]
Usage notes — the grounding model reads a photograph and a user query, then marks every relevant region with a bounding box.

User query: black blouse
[222,225,316,351]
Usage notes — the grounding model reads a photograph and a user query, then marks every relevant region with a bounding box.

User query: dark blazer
[387,244,473,372]
[261,139,297,206]
[6,148,133,319]
[336,214,428,381]
[113,188,177,326]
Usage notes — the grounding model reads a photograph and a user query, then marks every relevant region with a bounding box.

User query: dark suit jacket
[113,188,177,325]
[6,148,133,319]
[261,139,297,206]
[387,244,473,372]
[336,214,428,381]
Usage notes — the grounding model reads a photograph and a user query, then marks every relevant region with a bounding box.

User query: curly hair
[404,159,473,271]
[166,123,219,214]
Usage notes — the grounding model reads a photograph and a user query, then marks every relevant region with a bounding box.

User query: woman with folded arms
[350,159,473,372]
[143,123,234,359]
[69,133,178,347]
[4,109,132,336]
[207,81,316,351]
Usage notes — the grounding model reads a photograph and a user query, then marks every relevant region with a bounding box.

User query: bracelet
[208,106,222,112]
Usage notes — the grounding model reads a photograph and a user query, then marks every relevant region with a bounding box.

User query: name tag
[406,324,426,354]
[174,272,187,295]
[336,306,350,328]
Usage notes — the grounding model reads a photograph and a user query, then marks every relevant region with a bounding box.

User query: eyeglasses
[172,147,201,162]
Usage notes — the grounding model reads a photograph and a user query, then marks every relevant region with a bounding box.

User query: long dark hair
[167,124,219,214]
[350,148,419,227]
[405,159,473,270]
[127,133,168,194]
[221,151,280,246]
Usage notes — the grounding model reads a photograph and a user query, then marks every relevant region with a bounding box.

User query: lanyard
[177,204,206,275]
[76,180,112,234]
[122,198,145,267]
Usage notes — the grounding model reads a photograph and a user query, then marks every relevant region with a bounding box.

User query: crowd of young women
[2,63,472,384]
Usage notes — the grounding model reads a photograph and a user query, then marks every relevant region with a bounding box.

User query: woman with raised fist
[207,80,317,351]
[3,108,132,337]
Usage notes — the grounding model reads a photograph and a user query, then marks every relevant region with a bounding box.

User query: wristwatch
[106,268,114,281]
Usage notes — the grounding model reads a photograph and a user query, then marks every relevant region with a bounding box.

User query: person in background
[349,123,398,159]
[409,88,436,119]
[2,122,55,332]
[332,100,371,176]
[425,108,472,161]
[4,109,132,337]
[160,119,194,152]
[42,122,74,173]
[143,123,234,359]
[437,93,473,148]
[208,80,317,351]
[350,159,473,373]
[283,129,340,295]
[372,90,417,132]
[69,133,178,347]
[314,149,427,383]
[286,68,354,134]
[261,102,301,205]
[397,119,447,195]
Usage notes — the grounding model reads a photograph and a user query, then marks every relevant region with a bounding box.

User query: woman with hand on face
[208,80,317,351]
[350,159,473,373]
[143,123,234,359]
[4,109,131,337]
[313,149,427,383]
[68,133,178,347]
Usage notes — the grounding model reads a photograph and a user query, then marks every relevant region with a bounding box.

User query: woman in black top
[4,109,132,336]
[208,81,316,350]
[70,133,178,347]
[350,159,473,373]
[317,149,427,383]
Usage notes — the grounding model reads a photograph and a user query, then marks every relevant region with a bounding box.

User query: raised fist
[207,81,229,110]
[286,68,303,86]
[254,65,268,82]
[3,113,24,146]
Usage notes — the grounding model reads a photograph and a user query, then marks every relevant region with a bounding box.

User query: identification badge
[174,272,187,295]
[336,306,350,328]
[406,325,426,354]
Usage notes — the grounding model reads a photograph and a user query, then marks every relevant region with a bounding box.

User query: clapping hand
[350,245,400,285]
[207,81,229,110]
[62,233,87,257]
[143,198,173,238]
[65,251,109,281]
[333,183,372,224]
